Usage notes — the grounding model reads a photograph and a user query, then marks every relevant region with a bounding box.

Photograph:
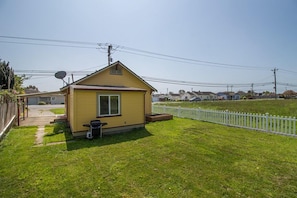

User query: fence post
[178,106,181,117]
[265,113,269,132]
[225,110,229,126]
[196,108,201,120]
[293,117,296,136]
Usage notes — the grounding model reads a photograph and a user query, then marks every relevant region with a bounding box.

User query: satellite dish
[55,71,67,79]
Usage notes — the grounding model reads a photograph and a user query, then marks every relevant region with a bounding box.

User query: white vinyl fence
[152,105,296,137]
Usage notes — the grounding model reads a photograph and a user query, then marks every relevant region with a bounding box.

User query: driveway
[19,105,65,126]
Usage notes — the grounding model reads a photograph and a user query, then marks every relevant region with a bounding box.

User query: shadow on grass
[65,128,152,151]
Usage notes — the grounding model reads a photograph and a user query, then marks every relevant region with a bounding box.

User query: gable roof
[61,61,157,92]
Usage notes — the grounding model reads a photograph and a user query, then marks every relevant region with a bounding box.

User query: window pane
[110,96,119,114]
[100,96,109,115]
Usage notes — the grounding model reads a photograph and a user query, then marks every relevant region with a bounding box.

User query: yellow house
[61,61,157,137]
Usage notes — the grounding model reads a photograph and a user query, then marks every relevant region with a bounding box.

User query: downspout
[144,91,146,124]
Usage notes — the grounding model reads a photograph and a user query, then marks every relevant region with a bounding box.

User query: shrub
[0,90,17,103]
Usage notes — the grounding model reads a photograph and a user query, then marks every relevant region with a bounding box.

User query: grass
[158,99,297,117]
[49,108,65,115]
[43,123,73,145]
[1,118,297,197]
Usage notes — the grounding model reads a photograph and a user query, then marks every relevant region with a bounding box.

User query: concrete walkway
[19,105,64,126]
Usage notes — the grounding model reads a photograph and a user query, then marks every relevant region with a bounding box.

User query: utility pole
[251,83,254,97]
[108,45,112,66]
[272,68,278,100]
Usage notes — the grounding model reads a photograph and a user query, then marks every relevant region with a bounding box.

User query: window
[110,65,122,75]
[98,94,120,116]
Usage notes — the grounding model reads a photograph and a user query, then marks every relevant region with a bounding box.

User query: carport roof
[17,91,64,98]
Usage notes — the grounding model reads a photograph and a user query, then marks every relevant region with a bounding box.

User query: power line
[119,45,270,70]
[0,35,97,45]
[15,68,274,88]
[16,68,297,91]
[1,35,273,70]
[0,40,97,49]
[278,68,297,75]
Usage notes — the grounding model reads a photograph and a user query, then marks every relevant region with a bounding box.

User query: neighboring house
[60,61,157,137]
[193,91,218,101]
[217,92,240,100]
[27,95,65,105]
[22,91,65,105]
[152,94,170,102]
[218,92,228,100]
[233,93,240,100]
[50,95,65,104]
[180,92,195,101]
[168,93,181,101]
[152,94,159,102]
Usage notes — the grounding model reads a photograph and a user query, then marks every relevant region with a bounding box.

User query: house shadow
[65,128,153,151]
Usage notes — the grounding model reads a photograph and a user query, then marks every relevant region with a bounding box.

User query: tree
[14,75,28,94]
[0,60,14,90]
[283,90,296,99]
[26,85,39,91]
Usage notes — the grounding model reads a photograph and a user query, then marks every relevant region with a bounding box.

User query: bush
[0,90,17,103]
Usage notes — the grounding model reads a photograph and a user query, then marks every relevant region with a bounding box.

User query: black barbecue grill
[83,120,107,139]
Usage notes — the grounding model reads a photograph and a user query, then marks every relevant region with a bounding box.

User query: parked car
[190,97,201,102]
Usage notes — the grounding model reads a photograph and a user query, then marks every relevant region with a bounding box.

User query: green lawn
[1,118,297,197]
[43,123,73,145]
[49,108,65,115]
[158,99,297,117]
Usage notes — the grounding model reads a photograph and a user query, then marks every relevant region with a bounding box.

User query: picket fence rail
[152,105,296,137]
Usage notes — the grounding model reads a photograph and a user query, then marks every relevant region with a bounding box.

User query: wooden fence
[152,105,296,137]
[0,102,17,139]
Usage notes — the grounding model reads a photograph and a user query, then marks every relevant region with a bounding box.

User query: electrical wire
[119,45,270,70]
[0,41,97,49]
[0,35,274,70]
[14,68,274,88]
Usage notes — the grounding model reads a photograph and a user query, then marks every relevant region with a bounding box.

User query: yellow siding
[71,89,145,133]
[79,66,153,114]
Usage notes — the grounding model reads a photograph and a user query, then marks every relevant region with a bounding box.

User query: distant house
[60,61,157,137]
[24,87,65,105]
[152,94,160,102]
[168,93,181,101]
[217,92,240,100]
[50,95,65,104]
[180,92,195,101]
[22,91,65,105]
[193,91,217,101]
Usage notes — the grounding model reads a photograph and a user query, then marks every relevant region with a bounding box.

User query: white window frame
[97,94,121,117]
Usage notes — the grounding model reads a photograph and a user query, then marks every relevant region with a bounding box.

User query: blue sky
[0,0,296,94]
